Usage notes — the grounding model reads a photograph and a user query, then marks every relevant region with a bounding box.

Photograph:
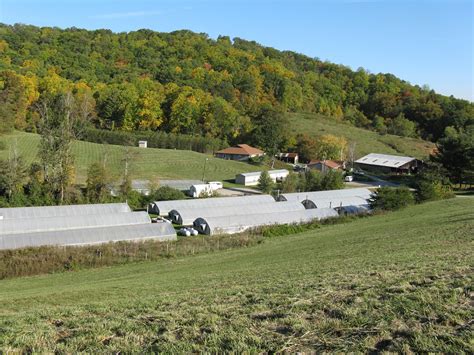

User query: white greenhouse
[0,222,176,250]
[193,208,339,235]
[169,200,306,225]
[0,203,131,220]
[149,194,276,216]
[277,188,373,209]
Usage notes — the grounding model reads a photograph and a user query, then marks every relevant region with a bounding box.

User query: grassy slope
[1,198,473,352]
[0,131,256,184]
[288,112,435,159]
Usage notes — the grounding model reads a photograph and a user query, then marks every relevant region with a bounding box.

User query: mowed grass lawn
[287,112,435,159]
[0,132,256,184]
[1,198,473,352]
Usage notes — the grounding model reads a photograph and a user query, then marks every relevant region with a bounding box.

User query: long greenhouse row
[0,203,176,250]
[151,188,373,235]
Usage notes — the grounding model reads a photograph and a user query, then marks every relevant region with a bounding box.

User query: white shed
[235,169,289,186]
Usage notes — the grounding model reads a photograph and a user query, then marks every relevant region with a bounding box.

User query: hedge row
[81,128,227,153]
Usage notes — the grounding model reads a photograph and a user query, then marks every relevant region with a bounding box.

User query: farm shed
[149,194,276,216]
[0,222,176,250]
[355,153,420,174]
[235,169,289,186]
[0,203,131,220]
[0,212,151,235]
[277,188,372,209]
[193,208,339,235]
[276,152,299,165]
[169,200,306,226]
[307,160,345,172]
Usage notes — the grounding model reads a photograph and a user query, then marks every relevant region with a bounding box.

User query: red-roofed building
[307,160,345,172]
[215,144,265,161]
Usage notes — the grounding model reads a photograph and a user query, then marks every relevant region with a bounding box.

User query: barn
[235,169,289,186]
[355,153,421,174]
[193,208,339,235]
[0,203,177,250]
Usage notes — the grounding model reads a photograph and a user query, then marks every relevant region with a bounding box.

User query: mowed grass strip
[0,131,256,183]
[0,198,473,352]
[287,112,435,158]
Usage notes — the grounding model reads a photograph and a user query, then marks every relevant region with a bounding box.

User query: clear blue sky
[1,0,472,101]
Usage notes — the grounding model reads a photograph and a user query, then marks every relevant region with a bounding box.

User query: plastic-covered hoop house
[193,208,339,235]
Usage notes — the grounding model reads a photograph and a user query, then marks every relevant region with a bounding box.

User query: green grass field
[0,131,257,184]
[288,112,435,159]
[1,198,472,352]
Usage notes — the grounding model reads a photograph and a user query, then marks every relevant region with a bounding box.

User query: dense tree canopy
[0,23,472,149]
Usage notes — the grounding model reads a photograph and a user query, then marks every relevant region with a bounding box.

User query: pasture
[0,131,256,184]
[0,198,472,352]
[287,112,435,159]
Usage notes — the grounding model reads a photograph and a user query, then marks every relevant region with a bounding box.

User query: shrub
[257,171,274,193]
[370,187,415,211]
[152,186,186,201]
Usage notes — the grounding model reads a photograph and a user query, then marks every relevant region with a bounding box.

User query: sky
[1,0,473,101]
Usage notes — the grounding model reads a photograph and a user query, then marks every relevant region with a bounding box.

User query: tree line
[0,23,472,148]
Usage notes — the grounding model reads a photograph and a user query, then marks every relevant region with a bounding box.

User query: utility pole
[202,158,209,182]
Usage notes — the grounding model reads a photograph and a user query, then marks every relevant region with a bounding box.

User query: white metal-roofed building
[169,200,306,225]
[0,222,176,250]
[355,153,420,174]
[235,169,289,186]
[0,203,131,221]
[149,194,276,216]
[193,208,338,235]
[0,212,151,235]
[277,188,372,209]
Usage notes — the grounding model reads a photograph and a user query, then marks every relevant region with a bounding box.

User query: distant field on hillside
[287,113,435,159]
[1,198,472,352]
[0,132,256,184]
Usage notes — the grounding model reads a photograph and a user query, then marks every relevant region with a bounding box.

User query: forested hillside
[0,23,472,148]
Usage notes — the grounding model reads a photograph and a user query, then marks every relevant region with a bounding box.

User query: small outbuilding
[138,140,148,148]
[307,160,345,172]
[276,152,299,165]
[235,169,289,186]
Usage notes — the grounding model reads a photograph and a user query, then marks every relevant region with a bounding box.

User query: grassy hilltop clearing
[288,112,435,159]
[1,198,472,352]
[0,131,256,184]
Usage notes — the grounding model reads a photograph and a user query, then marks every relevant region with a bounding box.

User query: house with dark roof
[215,144,264,161]
[307,160,345,172]
[276,152,299,165]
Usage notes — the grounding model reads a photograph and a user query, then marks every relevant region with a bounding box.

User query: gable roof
[355,153,416,168]
[308,160,343,169]
[216,144,264,156]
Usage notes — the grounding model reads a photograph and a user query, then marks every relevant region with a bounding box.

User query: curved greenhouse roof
[0,212,151,235]
[193,208,338,235]
[149,194,276,216]
[0,222,176,250]
[169,200,305,225]
[0,203,131,220]
[278,188,372,209]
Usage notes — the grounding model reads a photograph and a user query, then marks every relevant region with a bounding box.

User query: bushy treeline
[82,127,226,153]
[0,23,472,146]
